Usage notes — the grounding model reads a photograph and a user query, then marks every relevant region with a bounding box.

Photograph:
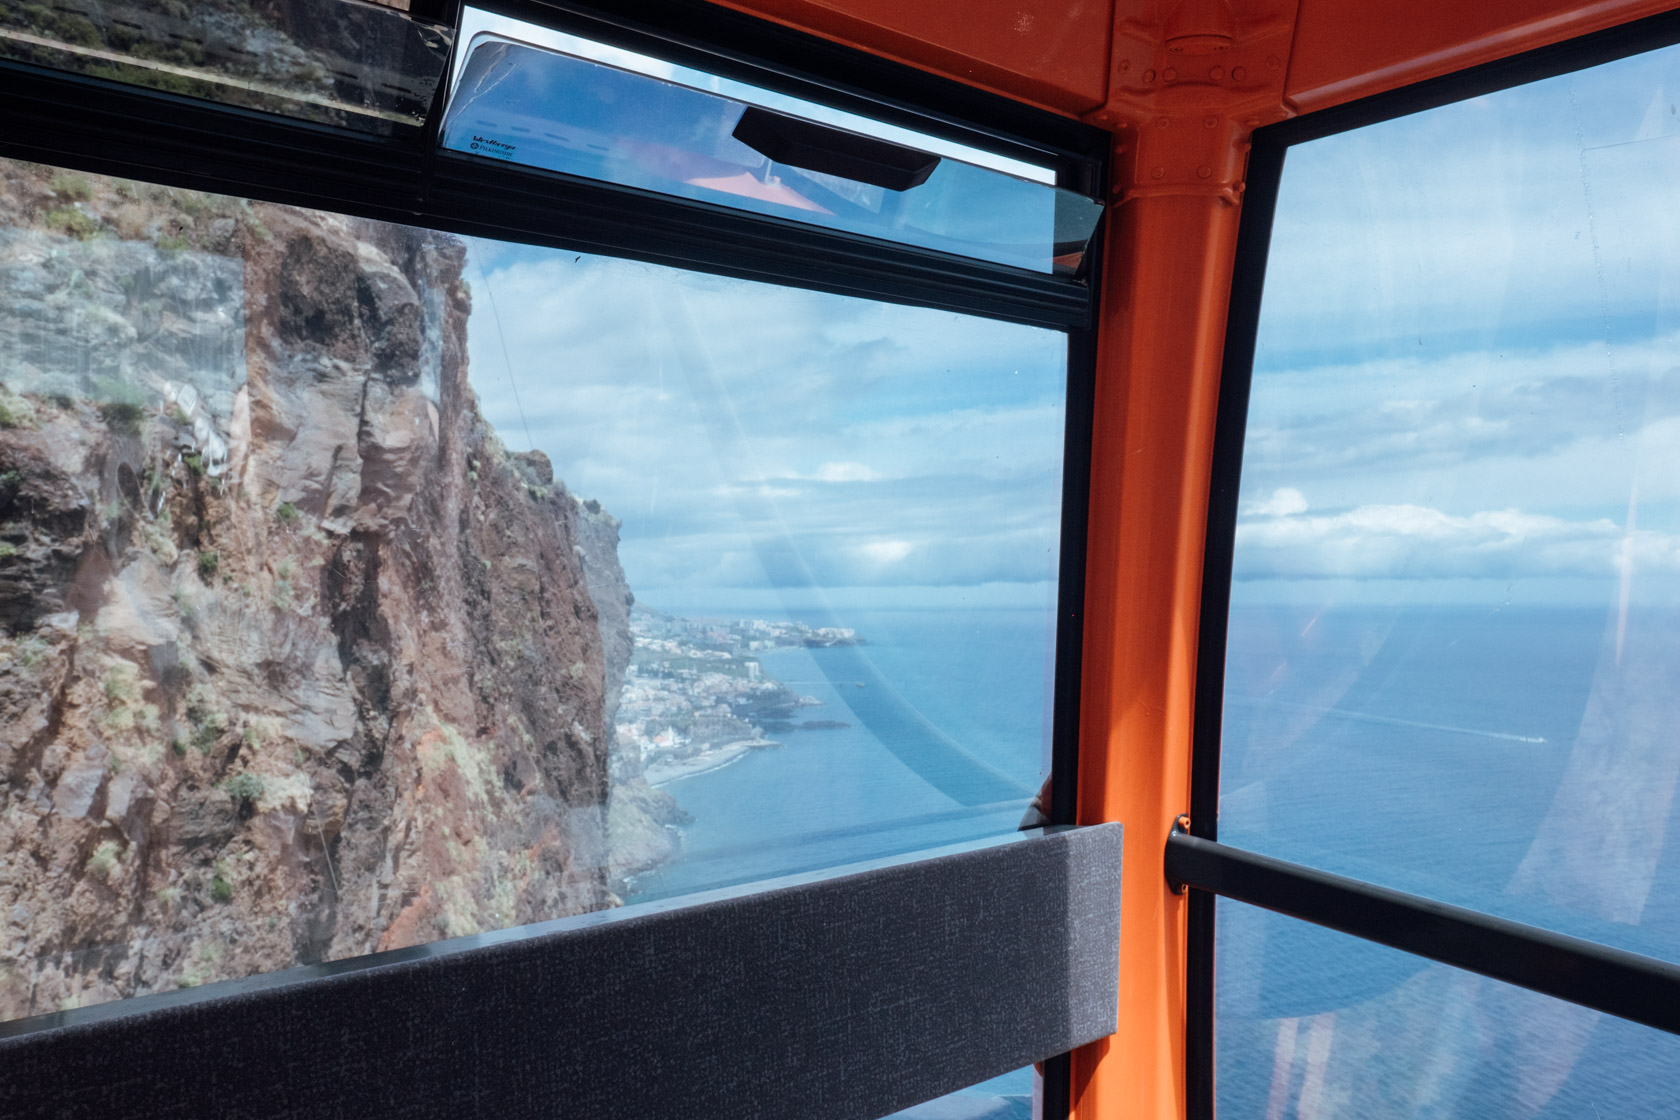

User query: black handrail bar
[1165,829,1680,1036]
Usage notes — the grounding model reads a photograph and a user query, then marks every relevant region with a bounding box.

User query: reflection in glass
[0,0,452,132]
[0,154,1064,1020]
[439,22,1102,274]
[1221,41,1680,960]
[883,1067,1037,1119]
[1218,901,1680,1119]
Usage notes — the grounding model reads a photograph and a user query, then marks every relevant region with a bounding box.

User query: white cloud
[1246,338,1680,474]
[1244,487,1309,518]
[1223,46,1680,604]
[859,540,914,564]
[461,244,1068,595]
[1234,500,1680,582]
[812,461,880,483]
[1253,46,1680,382]
[1233,337,1680,539]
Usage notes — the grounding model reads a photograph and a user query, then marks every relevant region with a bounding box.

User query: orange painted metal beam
[709,1,1680,125]
[1067,4,1299,1117]
[702,0,1114,115]
[1286,0,1680,113]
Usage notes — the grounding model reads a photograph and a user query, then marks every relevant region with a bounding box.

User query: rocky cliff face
[570,495,687,878]
[0,0,444,132]
[0,160,639,1017]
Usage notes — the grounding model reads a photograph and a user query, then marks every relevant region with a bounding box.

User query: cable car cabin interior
[3,0,1680,1117]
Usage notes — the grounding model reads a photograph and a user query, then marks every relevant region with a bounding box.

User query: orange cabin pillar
[1070,4,1300,1112]
[1071,183,1243,1120]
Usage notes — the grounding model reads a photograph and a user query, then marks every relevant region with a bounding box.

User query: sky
[438,11,1078,622]
[461,239,1067,614]
[1232,41,1680,607]
[446,18,1680,616]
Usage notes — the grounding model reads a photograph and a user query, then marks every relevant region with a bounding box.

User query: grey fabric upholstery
[0,825,1121,1120]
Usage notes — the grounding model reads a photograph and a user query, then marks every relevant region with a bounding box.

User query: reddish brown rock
[0,160,641,1019]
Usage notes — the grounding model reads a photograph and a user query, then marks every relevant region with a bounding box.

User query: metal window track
[0,56,1095,331]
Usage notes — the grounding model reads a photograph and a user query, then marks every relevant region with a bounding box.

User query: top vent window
[439,11,1102,276]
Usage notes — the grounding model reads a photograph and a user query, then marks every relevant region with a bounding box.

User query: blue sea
[626,605,1052,1118]
[1217,605,1680,1119]
[624,606,1054,904]
[627,603,1680,1117]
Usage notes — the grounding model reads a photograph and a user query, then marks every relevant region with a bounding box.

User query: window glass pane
[883,1067,1037,1119]
[0,154,1063,1020]
[1217,899,1680,1119]
[1222,41,1680,961]
[439,11,1102,276]
[462,239,1063,902]
[0,0,452,133]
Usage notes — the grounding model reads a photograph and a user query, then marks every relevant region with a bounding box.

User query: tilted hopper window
[440,9,1102,276]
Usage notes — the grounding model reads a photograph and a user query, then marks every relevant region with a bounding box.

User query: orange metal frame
[707,0,1680,1116]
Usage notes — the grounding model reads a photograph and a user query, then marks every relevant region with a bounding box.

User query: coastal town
[615,609,861,784]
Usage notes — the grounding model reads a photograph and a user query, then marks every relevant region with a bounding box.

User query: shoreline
[644,737,781,786]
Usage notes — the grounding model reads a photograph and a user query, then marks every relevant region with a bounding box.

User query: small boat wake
[1233,697,1547,744]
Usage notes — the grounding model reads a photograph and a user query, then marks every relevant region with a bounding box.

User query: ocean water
[626,605,1052,1115]
[1217,605,1680,1118]
[622,603,1680,1116]
[624,606,1053,903]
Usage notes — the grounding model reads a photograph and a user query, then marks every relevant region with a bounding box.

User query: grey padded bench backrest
[0,824,1122,1120]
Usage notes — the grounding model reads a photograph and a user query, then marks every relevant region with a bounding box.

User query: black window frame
[0,0,1108,1114]
[1180,9,1680,1118]
[0,0,1105,329]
